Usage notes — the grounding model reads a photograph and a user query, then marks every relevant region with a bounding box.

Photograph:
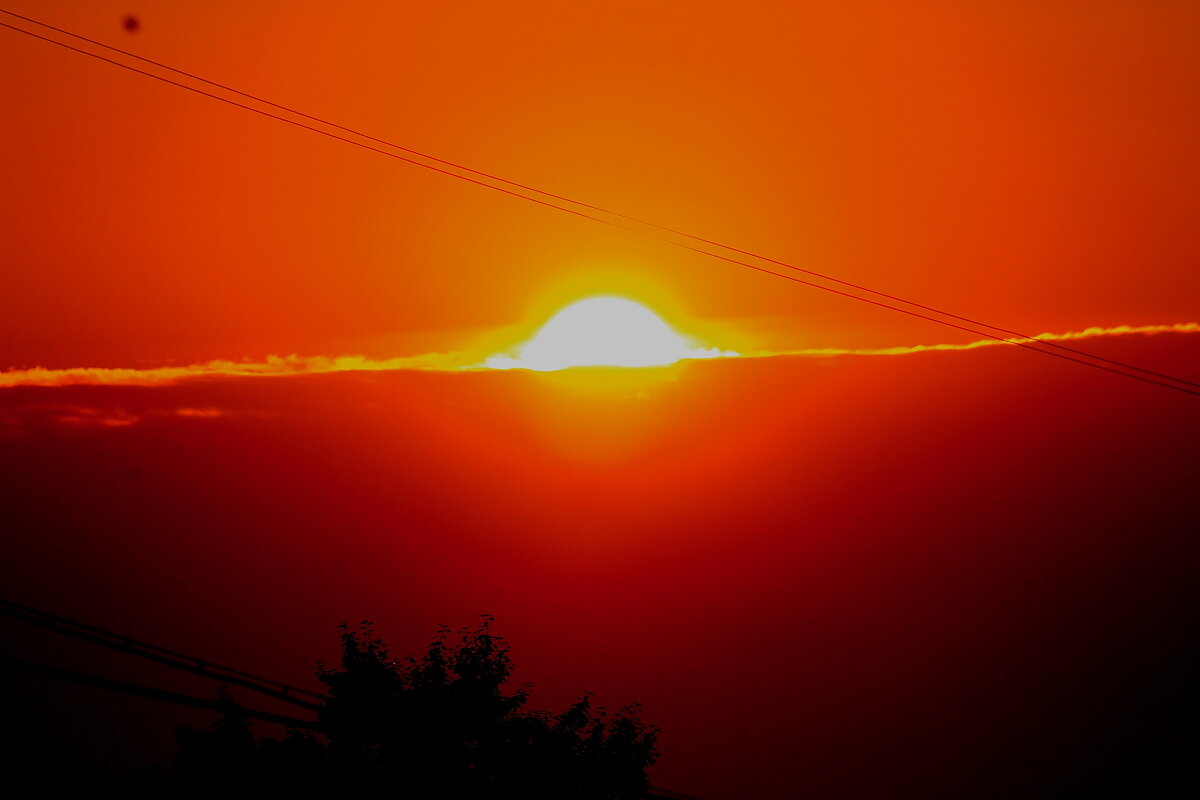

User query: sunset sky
[2,2,1198,798]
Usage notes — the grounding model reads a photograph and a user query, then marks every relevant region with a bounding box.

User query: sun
[484,296,731,371]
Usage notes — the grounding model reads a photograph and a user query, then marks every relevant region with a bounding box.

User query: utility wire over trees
[168,616,660,799]
[1,9,1196,397]
[1,600,669,799]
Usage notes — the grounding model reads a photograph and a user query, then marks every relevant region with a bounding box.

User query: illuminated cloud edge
[0,322,1195,388]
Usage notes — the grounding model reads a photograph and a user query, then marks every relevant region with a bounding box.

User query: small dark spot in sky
[122,14,140,33]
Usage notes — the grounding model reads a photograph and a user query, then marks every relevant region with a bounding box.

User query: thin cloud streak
[0,404,236,432]
[0,323,1195,388]
[0,353,472,388]
[759,322,1200,359]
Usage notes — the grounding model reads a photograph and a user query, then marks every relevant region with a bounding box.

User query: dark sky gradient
[4,336,1198,798]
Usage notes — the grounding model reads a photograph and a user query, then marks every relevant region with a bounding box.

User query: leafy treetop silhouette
[170,616,658,799]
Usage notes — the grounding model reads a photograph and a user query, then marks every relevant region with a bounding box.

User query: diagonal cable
[0,12,1196,396]
[0,598,323,710]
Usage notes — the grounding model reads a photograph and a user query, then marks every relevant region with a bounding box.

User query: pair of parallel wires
[0,597,320,727]
[0,597,700,799]
[1,8,1196,397]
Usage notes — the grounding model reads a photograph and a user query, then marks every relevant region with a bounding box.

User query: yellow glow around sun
[484,296,734,371]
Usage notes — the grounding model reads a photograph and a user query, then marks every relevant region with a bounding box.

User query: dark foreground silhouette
[166,617,658,799]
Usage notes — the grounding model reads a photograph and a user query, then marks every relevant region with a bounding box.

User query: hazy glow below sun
[484,296,734,371]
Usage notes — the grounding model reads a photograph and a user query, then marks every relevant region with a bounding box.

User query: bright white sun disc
[484,296,730,371]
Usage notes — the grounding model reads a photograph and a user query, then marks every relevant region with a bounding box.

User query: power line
[2,657,318,729]
[3,8,1192,394]
[0,598,323,710]
[7,662,687,799]
[1,12,1196,396]
[4,602,696,797]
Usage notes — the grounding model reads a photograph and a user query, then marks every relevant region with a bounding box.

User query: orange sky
[3,5,1199,798]
[3,0,1198,368]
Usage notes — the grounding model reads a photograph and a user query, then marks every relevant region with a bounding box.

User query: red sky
[2,2,1199,798]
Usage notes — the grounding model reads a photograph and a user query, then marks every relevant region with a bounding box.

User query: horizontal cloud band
[1,322,1196,388]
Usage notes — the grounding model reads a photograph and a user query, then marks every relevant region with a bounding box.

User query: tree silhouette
[169,617,658,799]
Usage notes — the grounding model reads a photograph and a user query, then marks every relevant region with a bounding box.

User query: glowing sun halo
[484,296,733,372]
